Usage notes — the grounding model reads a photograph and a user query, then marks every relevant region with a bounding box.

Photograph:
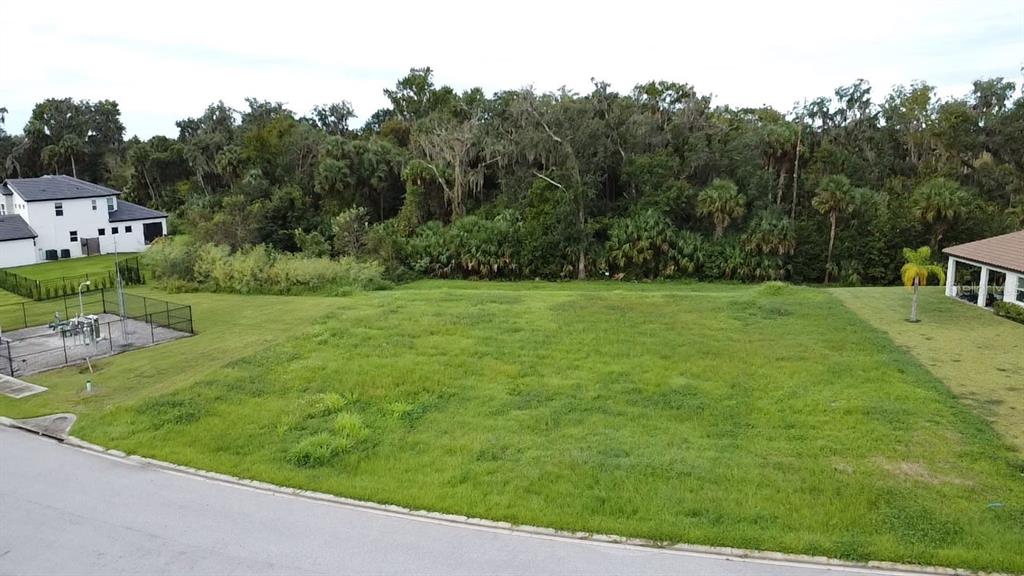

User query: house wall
[106,219,166,252]
[0,238,37,268]
[16,193,164,260]
[1006,272,1023,307]
[24,195,114,259]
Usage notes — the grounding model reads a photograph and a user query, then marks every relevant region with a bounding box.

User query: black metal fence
[0,289,193,377]
[0,256,144,301]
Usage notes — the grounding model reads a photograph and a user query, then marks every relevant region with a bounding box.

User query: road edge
[0,418,997,576]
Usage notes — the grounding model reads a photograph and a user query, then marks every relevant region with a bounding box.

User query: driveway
[0,426,917,575]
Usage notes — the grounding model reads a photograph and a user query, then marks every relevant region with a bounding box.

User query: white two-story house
[0,175,167,268]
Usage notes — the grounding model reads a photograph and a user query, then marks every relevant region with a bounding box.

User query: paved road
[1,426,907,576]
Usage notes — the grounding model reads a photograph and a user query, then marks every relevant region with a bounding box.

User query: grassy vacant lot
[7,253,138,280]
[834,286,1024,453]
[1,282,1022,572]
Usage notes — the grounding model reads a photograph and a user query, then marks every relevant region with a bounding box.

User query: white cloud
[1,0,1021,138]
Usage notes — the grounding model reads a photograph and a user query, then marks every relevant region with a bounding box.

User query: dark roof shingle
[943,230,1024,273]
[0,214,38,242]
[108,199,166,223]
[3,175,122,201]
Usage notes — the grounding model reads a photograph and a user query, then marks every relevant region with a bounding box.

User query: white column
[945,258,957,297]
[1004,272,1019,303]
[977,266,989,307]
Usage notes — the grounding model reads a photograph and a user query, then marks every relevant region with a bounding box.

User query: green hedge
[993,301,1024,324]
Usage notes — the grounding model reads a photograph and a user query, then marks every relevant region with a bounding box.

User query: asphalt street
[0,426,916,575]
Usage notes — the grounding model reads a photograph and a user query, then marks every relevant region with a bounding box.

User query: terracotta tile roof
[943,230,1024,273]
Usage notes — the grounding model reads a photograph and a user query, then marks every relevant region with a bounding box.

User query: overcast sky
[2,0,1021,139]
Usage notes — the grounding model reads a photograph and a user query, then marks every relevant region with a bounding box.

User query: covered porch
[943,231,1024,309]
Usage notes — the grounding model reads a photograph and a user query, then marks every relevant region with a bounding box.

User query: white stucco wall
[104,219,166,252]
[12,192,166,261]
[23,195,114,259]
[0,238,37,267]
[1005,272,1023,306]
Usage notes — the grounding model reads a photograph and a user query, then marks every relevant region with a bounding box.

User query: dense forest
[2,69,1022,285]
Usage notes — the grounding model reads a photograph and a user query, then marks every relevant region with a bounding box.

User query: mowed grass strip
[7,253,138,280]
[2,282,1022,571]
[833,286,1024,452]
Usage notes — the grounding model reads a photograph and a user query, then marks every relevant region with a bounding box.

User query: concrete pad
[11,413,77,439]
[0,373,48,398]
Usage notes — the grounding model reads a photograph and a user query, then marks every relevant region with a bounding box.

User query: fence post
[3,341,12,377]
[21,302,27,329]
[150,315,155,344]
[61,330,68,365]
[64,293,70,320]
[109,323,114,352]
[102,288,108,314]
[165,301,170,327]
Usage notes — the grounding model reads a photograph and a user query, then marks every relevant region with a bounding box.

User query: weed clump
[287,433,340,467]
[305,393,348,417]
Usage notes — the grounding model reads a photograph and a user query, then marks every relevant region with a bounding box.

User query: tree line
[1,69,1021,284]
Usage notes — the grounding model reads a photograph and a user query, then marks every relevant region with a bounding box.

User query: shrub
[287,433,340,467]
[605,210,699,279]
[293,229,331,258]
[993,301,1024,324]
[333,207,370,257]
[144,236,199,281]
[164,241,392,295]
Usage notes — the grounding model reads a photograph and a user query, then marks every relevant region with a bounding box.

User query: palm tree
[58,135,85,178]
[697,178,746,239]
[901,246,945,323]
[912,177,970,251]
[812,174,852,284]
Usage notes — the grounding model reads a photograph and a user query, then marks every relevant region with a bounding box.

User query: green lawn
[833,286,1024,453]
[7,253,139,281]
[0,288,27,307]
[1,282,1022,572]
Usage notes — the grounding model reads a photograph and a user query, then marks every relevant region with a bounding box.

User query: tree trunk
[70,154,77,179]
[576,201,586,279]
[910,278,920,322]
[776,168,786,205]
[791,125,802,220]
[824,211,837,284]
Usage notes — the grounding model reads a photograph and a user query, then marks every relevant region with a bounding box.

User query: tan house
[943,230,1024,308]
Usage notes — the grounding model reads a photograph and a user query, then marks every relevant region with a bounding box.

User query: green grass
[833,286,1024,453]
[7,253,138,281]
[0,288,27,307]
[1,281,1022,572]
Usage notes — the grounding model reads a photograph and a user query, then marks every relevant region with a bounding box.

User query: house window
[112,226,119,234]
[92,199,97,211]
[98,228,106,236]
[0,204,5,214]
[55,202,63,216]
[70,230,78,242]
[107,197,115,212]
[125,225,133,233]
[1017,283,1024,304]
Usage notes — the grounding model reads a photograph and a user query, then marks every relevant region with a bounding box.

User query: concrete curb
[0,419,1002,576]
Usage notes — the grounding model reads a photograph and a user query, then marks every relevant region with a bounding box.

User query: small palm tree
[901,246,945,323]
[697,178,746,239]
